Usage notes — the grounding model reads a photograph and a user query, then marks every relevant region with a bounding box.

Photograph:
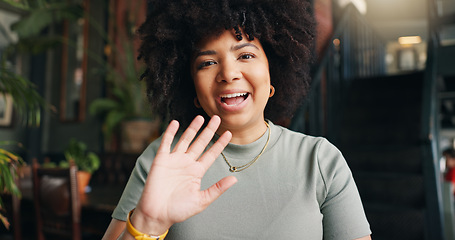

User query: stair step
[345,88,422,107]
[353,171,425,208]
[347,71,424,90]
[438,45,455,75]
[341,145,422,174]
[364,204,425,240]
[338,123,421,145]
[337,72,431,240]
[341,105,421,126]
[344,72,423,107]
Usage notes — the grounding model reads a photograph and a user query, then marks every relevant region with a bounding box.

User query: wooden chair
[32,160,81,240]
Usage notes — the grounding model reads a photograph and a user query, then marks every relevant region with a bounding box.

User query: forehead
[193,28,262,51]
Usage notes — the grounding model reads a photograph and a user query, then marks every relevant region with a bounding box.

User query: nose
[216,59,241,83]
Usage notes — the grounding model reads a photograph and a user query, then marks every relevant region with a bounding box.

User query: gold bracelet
[126,209,169,240]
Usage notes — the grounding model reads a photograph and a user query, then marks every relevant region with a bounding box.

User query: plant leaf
[11,4,84,38]
[89,98,119,116]
[1,0,30,10]
[0,66,51,127]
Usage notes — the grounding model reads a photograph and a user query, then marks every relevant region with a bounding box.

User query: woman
[443,148,455,194]
[103,0,371,239]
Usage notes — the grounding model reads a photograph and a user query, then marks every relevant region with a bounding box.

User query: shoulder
[269,123,346,179]
[271,123,337,155]
[271,122,347,183]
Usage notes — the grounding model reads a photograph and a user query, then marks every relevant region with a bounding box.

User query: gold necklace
[220,121,271,172]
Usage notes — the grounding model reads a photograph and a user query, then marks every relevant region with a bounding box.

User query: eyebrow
[193,43,259,59]
[231,43,259,51]
[193,50,217,59]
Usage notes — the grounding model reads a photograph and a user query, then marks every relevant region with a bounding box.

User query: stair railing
[421,0,455,239]
[421,29,445,240]
[290,3,386,140]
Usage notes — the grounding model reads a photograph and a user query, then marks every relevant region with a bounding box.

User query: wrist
[128,209,170,239]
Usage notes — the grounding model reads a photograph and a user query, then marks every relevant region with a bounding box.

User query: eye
[238,53,255,60]
[197,60,217,70]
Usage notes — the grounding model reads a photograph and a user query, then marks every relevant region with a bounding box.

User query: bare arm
[354,235,372,240]
[102,115,237,239]
[102,219,126,240]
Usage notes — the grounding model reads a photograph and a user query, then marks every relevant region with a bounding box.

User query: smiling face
[446,155,455,169]
[191,29,271,143]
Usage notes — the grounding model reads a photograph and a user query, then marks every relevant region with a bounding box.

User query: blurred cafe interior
[0,0,454,239]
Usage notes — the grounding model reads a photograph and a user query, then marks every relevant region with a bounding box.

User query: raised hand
[129,115,237,236]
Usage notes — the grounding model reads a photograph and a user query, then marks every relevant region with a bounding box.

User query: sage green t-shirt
[112,121,371,239]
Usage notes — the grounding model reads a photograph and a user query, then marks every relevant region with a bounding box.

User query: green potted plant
[0,0,74,228]
[0,142,24,229]
[0,68,48,126]
[89,43,161,153]
[3,0,161,154]
[62,138,100,174]
[89,5,161,153]
[1,40,49,230]
[61,138,100,193]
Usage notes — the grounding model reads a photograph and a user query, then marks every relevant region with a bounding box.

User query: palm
[148,151,212,222]
[134,115,236,229]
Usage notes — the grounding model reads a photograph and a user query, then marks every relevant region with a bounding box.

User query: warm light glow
[398,36,422,45]
[337,0,367,15]
[333,38,341,47]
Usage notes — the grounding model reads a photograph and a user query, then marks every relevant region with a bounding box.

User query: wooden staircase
[336,71,434,240]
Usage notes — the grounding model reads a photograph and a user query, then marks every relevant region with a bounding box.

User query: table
[80,184,124,212]
[80,184,125,237]
[18,176,125,239]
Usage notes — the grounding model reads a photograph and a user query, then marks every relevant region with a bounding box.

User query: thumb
[200,176,238,208]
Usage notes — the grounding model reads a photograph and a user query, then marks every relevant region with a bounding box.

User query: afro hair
[137,0,316,127]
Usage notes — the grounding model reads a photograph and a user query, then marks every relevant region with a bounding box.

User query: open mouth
[220,92,249,106]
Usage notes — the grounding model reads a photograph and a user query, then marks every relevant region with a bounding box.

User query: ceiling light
[398,36,422,45]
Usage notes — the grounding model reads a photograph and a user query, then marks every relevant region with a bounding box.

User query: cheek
[193,78,212,101]
[249,64,271,91]
[193,73,207,93]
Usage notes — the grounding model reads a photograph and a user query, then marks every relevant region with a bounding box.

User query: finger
[198,130,231,171]
[186,115,221,158]
[199,176,237,208]
[173,115,205,153]
[157,120,180,154]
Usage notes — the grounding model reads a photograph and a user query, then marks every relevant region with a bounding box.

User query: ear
[194,97,202,108]
[269,85,275,98]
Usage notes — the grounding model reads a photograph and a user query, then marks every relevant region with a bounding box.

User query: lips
[220,92,249,106]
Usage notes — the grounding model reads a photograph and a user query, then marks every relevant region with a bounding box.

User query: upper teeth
[220,93,247,98]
